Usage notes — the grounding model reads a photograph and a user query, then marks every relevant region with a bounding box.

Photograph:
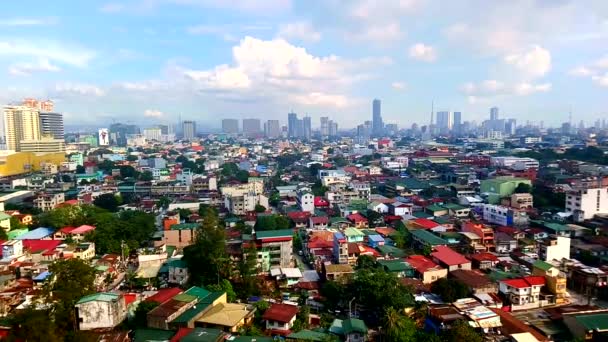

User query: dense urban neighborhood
[1,98,608,341]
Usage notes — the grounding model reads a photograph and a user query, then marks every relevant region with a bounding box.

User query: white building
[565,187,608,222]
[224,193,269,215]
[482,204,528,226]
[539,236,571,262]
[491,157,539,170]
[33,192,65,211]
[1,240,23,259]
[297,189,314,213]
[498,276,545,308]
[75,293,127,330]
[143,127,162,141]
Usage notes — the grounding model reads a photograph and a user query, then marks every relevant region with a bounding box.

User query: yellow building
[0,151,65,177]
[533,260,568,304]
[3,105,41,151]
[19,138,66,153]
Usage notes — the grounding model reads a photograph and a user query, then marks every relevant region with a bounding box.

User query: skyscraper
[453,111,462,135]
[288,112,299,138]
[302,116,312,140]
[372,99,384,135]
[329,120,338,137]
[3,106,41,151]
[490,107,499,121]
[242,118,261,137]
[436,111,452,134]
[265,120,281,138]
[39,112,64,140]
[320,117,329,136]
[182,120,196,140]
[222,119,239,134]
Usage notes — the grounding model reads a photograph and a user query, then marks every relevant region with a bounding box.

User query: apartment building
[565,187,608,222]
[33,192,65,211]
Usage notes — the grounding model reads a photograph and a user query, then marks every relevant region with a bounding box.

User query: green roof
[170,223,199,230]
[410,229,448,246]
[76,292,120,305]
[173,293,197,302]
[543,222,572,232]
[132,329,175,342]
[255,229,293,239]
[230,337,273,342]
[394,178,431,190]
[0,213,11,220]
[286,329,330,341]
[344,227,365,237]
[330,217,350,224]
[376,245,407,258]
[412,211,433,219]
[378,259,412,272]
[533,260,554,272]
[184,286,212,300]
[171,302,211,324]
[442,203,467,210]
[7,229,28,240]
[575,313,608,332]
[166,258,188,269]
[426,204,446,212]
[181,328,224,342]
[343,318,368,334]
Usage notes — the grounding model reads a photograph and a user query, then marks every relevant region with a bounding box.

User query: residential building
[255,229,293,269]
[242,118,261,137]
[263,303,298,333]
[482,204,528,226]
[75,293,127,330]
[538,236,571,262]
[265,120,280,138]
[33,192,65,211]
[480,177,532,204]
[461,222,495,251]
[498,276,546,308]
[565,187,608,222]
[532,260,568,304]
[38,112,64,139]
[222,119,239,134]
[491,157,539,170]
[333,232,348,264]
[372,98,383,135]
[436,111,452,134]
[509,193,534,209]
[144,127,162,141]
[296,189,314,213]
[182,121,196,140]
[405,255,447,284]
[3,105,41,151]
[431,246,471,272]
[224,193,269,215]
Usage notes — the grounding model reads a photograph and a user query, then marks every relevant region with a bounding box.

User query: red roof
[310,216,329,225]
[523,276,546,286]
[406,255,442,273]
[501,278,531,289]
[431,246,470,266]
[22,239,62,254]
[412,218,440,230]
[375,227,397,237]
[287,211,311,223]
[471,253,499,262]
[170,327,192,342]
[347,213,368,223]
[145,287,183,304]
[314,196,329,207]
[59,226,77,234]
[262,303,298,323]
[71,225,95,234]
[307,235,333,249]
[123,293,137,306]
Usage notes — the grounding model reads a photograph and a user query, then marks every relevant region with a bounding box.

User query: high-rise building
[3,105,41,151]
[222,119,239,134]
[182,120,196,141]
[505,119,517,135]
[303,116,312,140]
[144,127,162,141]
[22,98,54,112]
[453,111,462,135]
[329,120,338,137]
[110,123,139,146]
[436,111,453,134]
[320,117,329,136]
[158,125,169,135]
[39,112,64,140]
[265,120,281,138]
[490,107,499,121]
[372,99,384,135]
[242,118,261,137]
[288,112,299,138]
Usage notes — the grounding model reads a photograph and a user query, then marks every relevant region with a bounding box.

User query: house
[495,232,518,254]
[368,201,389,214]
[388,202,412,216]
[167,259,189,285]
[329,318,368,342]
[309,216,328,230]
[562,309,608,341]
[378,259,415,278]
[333,232,348,264]
[54,225,96,241]
[306,231,334,261]
[498,276,546,309]
[532,260,568,305]
[0,213,10,231]
[461,222,495,251]
[406,255,447,284]
[343,227,365,243]
[346,213,368,228]
[270,267,303,288]
[75,292,128,330]
[297,189,315,214]
[323,263,354,283]
[195,302,255,333]
[263,303,299,334]
[367,234,385,248]
[538,236,570,262]
[470,253,499,270]
[449,269,498,294]
[431,246,471,272]
[410,229,447,249]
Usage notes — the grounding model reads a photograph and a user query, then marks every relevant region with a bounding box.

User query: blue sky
[1,0,608,129]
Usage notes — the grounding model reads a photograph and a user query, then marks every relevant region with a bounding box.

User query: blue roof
[334,232,345,240]
[368,234,385,242]
[16,227,55,240]
[33,271,51,282]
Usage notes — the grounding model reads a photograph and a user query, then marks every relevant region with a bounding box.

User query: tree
[444,319,483,342]
[157,196,171,210]
[349,269,414,320]
[139,170,153,181]
[320,281,346,311]
[207,279,237,302]
[40,259,96,332]
[61,174,72,183]
[126,155,139,162]
[355,255,377,270]
[87,210,156,254]
[514,183,532,194]
[365,210,383,227]
[93,193,122,212]
[254,204,266,213]
[430,278,470,303]
[8,307,63,342]
[130,301,158,328]
[76,165,85,174]
[235,170,250,183]
[383,307,417,342]
[119,165,139,179]
[183,207,228,286]
[9,216,26,230]
[236,242,260,299]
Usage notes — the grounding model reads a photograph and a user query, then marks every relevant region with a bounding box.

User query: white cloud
[8,58,61,76]
[0,40,95,67]
[408,43,437,62]
[592,72,608,87]
[351,22,403,43]
[289,92,351,108]
[99,3,125,13]
[460,79,551,102]
[391,82,407,90]
[0,17,57,26]
[53,83,105,97]
[277,22,321,43]
[144,109,164,117]
[569,66,594,77]
[171,0,292,13]
[594,55,608,69]
[504,45,551,79]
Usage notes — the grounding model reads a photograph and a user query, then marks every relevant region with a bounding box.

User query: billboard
[98,128,109,146]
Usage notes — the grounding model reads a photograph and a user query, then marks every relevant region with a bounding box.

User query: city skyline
[1,1,608,128]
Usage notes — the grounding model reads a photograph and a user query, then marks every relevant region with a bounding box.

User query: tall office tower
[288,112,299,137]
[436,111,453,134]
[3,105,41,151]
[265,120,281,138]
[144,127,162,141]
[453,111,462,135]
[242,118,261,137]
[303,116,312,140]
[505,119,517,135]
[222,118,239,134]
[158,125,169,135]
[182,120,196,140]
[490,107,499,121]
[320,117,329,136]
[38,112,64,140]
[372,99,384,135]
[329,120,338,137]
